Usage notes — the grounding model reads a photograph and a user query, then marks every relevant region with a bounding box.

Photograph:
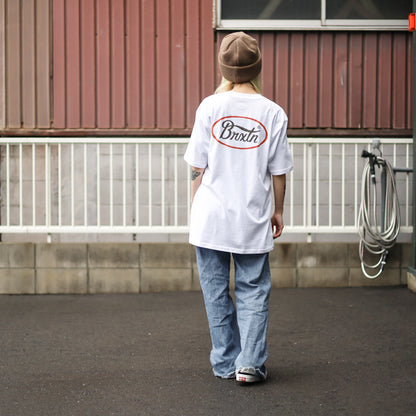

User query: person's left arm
[271,174,286,239]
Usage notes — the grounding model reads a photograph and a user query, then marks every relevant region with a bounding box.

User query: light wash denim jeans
[196,247,271,379]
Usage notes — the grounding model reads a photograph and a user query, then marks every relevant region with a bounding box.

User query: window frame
[215,0,409,31]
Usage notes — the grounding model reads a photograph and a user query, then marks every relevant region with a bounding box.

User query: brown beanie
[218,32,262,83]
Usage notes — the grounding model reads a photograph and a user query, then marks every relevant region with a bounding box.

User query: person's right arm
[191,167,205,205]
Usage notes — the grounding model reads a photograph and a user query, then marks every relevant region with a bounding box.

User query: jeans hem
[213,369,236,379]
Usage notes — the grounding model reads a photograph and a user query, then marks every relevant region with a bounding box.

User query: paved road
[0,287,415,416]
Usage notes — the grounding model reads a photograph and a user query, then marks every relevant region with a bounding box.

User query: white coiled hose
[358,154,400,279]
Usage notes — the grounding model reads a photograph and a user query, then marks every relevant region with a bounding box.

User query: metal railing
[0,137,413,238]
[288,138,413,235]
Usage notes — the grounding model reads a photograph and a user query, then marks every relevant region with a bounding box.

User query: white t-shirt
[184,91,293,254]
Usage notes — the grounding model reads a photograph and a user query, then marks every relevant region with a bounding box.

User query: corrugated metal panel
[53,0,66,128]
[6,0,21,128]
[156,0,171,129]
[126,0,141,128]
[318,33,333,128]
[377,33,392,129]
[96,0,111,128]
[111,0,126,128]
[81,0,95,128]
[185,0,202,128]
[171,0,186,129]
[260,32,274,103]
[333,33,348,128]
[392,32,407,129]
[289,33,304,128]
[199,0,215,99]
[3,0,50,130]
[22,0,36,129]
[0,0,412,135]
[407,32,413,128]
[275,33,290,120]
[304,33,318,127]
[141,0,156,128]
[67,0,81,128]
[36,0,50,128]
[348,33,363,128]
[363,33,377,128]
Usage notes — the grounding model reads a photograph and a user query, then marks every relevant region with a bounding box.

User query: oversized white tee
[184,91,293,254]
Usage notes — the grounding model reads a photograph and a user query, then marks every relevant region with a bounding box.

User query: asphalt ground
[0,287,415,416]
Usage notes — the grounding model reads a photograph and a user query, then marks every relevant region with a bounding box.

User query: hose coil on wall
[358,151,401,279]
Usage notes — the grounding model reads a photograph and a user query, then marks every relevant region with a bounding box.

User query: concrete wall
[0,242,411,294]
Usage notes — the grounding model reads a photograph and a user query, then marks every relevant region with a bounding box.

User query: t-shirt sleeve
[268,110,293,176]
[184,101,210,169]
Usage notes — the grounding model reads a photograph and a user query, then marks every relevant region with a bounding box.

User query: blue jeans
[196,247,271,378]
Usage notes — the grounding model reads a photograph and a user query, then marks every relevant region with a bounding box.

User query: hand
[271,213,284,239]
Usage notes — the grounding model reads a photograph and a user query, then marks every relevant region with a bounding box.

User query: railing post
[307,142,313,242]
[45,142,51,243]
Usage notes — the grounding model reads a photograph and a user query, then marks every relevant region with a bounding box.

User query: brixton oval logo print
[212,116,268,150]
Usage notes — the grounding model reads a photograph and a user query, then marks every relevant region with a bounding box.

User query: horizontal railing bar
[285,226,413,234]
[0,226,191,234]
[288,138,413,145]
[0,226,411,234]
[0,137,190,145]
[0,137,412,145]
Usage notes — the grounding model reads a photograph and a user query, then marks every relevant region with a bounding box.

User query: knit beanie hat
[218,32,262,83]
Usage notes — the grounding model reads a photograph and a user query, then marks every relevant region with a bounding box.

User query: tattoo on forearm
[192,170,201,181]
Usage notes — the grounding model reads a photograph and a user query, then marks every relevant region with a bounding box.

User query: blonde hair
[215,75,262,94]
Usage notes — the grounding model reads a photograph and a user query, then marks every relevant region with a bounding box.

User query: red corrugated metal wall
[249,31,412,132]
[0,0,412,136]
[51,0,215,132]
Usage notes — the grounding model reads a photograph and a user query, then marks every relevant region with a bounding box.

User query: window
[216,0,411,30]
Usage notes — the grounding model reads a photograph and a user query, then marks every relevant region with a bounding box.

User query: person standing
[184,32,293,383]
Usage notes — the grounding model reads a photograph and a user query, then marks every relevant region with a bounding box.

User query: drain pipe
[408,7,416,291]
[414,4,416,271]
